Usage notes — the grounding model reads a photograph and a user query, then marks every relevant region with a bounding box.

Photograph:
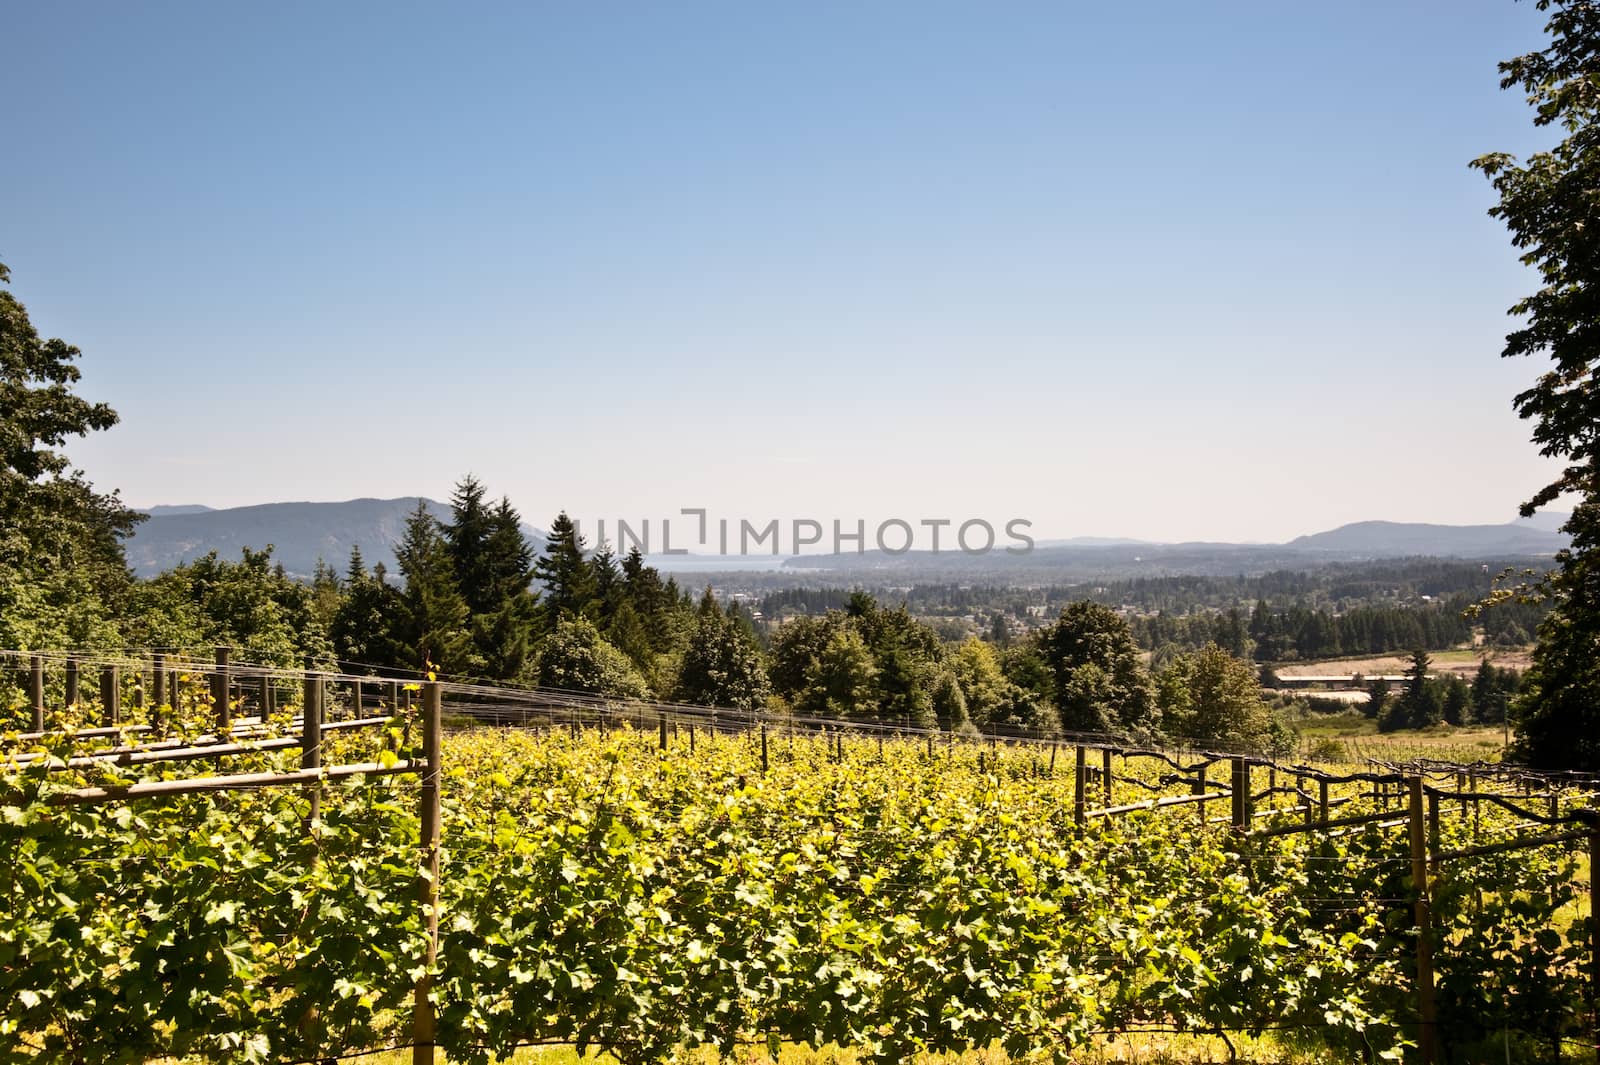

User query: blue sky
[2,1,1564,543]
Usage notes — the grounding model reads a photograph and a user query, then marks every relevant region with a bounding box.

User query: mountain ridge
[123,500,1568,582]
[124,497,547,579]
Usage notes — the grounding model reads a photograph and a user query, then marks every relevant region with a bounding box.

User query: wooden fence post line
[99,665,120,728]
[1319,778,1330,826]
[688,721,695,753]
[658,711,668,750]
[760,723,769,773]
[1101,748,1113,805]
[1231,758,1248,831]
[213,646,232,732]
[1074,746,1087,828]
[1195,765,1208,823]
[413,682,443,1065]
[29,655,44,732]
[302,659,323,825]
[1049,741,1057,778]
[65,656,80,710]
[1408,776,1439,1065]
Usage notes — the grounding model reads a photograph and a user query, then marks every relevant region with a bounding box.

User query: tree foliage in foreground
[1475,0,1600,771]
[0,260,142,650]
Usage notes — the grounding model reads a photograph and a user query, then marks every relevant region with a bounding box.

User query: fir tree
[394,501,477,675]
[331,545,405,670]
[444,475,496,614]
[1441,675,1471,727]
[533,511,597,628]
[1398,648,1441,729]
[1364,677,1390,721]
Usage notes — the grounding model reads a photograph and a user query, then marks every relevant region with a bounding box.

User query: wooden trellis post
[99,665,120,727]
[64,656,80,710]
[413,682,443,1065]
[1231,758,1249,831]
[302,659,323,825]
[1074,746,1086,828]
[213,646,232,731]
[29,654,44,732]
[1408,776,1438,1065]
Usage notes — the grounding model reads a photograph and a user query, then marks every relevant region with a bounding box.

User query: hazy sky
[2,1,1567,544]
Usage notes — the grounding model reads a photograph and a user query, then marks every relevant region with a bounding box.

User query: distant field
[1275,646,1530,680]
[1276,689,1369,703]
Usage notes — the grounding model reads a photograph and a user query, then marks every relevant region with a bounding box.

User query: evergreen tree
[768,614,836,703]
[331,546,406,670]
[620,546,674,653]
[930,670,971,732]
[1441,675,1471,727]
[1471,659,1515,730]
[675,604,771,711]
[394,501,477,675]
[1213,607,1250,659]
[444,475,496,614]
[1248,600,1280,661]
[850,596,941,727]
[1398,648,1441,729]
[533,512,597,629]
[1364,676,1390,722]
[309,558,342,631]
[1474,3,1600,771]
[479,496,540,680]
[591,543,624,621]
[600,598,648,667]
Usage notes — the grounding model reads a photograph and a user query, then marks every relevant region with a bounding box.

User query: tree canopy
[0,260,141,649]
[1474,0,1600,771]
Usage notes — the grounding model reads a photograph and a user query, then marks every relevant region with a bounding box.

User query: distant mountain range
[122,500,1569,582]
[124,498,546,579]
[1285,520,1565,557]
